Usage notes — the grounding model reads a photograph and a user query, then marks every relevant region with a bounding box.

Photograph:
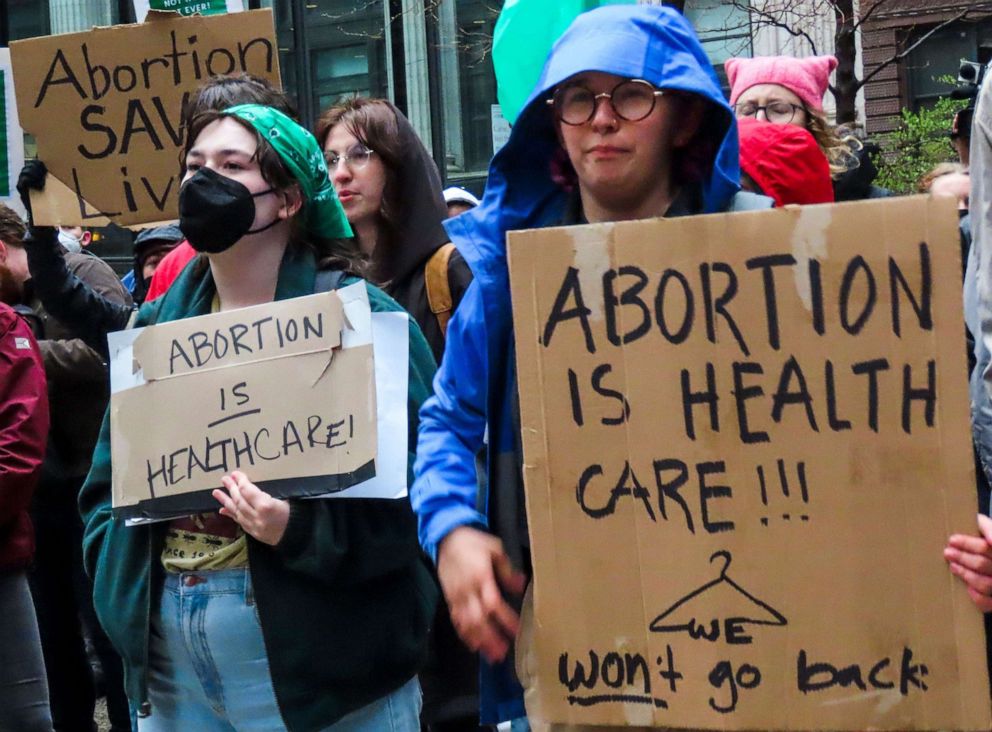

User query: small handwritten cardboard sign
[9,9,279,227]
[110,290,376,521]
[509,197,992,729]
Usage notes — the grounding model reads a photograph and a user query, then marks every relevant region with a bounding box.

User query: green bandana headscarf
[225,104,353,240]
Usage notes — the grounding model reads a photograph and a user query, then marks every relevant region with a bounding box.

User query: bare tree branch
[859,8,971,87]
[852,0,896,32]
[743,0,821,54]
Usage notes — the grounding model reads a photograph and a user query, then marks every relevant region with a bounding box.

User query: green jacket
[79,246,439,731]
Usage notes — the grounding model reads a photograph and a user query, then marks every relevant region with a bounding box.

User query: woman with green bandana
[77,105,437,731]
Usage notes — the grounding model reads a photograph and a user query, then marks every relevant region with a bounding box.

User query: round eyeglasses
[547,79,666,126]
[324,145,375,171]
[733,101,804,125]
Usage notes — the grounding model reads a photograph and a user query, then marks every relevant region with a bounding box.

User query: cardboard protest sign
[134,0,245,23]
[0,49,25,215]
[9,9,278,227]
[509,197,991,730]
[109,289,376,521]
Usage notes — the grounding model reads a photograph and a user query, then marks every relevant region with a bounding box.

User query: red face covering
[737,117,835,207]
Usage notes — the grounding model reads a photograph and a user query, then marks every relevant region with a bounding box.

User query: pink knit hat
[725,55,838,113]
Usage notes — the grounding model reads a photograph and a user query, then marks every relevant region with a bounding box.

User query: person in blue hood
[411,5,771,726]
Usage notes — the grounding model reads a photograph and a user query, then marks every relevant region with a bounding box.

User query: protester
[56,225,91,254]
[919,162,971,280]
[316,98,473,363]
[737,117,835,206]
[16,74,298,360]
[928,168,971,211]
[57,104,438,731]
[315,97,477,730]
[950,62,992,611]
[953,106,974,167]
[144,73,299,302]
[129,225,184,304]
[411,5,771,727]
[0,300,52,732]
[0,201,132,732]
[725,54,889,201]
[919,161,967,193]
[443,187,481,218]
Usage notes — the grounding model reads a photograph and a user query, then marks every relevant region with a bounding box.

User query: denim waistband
[162,567,252,598]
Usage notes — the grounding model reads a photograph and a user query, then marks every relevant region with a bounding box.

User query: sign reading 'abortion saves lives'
[110,289,376,522]
[509,196,991,730]
[10,9,279,227]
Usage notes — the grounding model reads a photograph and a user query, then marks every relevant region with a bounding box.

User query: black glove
[16,159,48,225]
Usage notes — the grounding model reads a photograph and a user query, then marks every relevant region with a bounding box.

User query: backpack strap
[314,268,348,293]
[425,243,456,337]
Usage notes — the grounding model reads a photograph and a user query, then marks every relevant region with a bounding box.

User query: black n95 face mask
[179,167,278,254]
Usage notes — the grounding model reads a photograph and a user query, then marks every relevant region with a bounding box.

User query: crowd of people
[0,2,990,731]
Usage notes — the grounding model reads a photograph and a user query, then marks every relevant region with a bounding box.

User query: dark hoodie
[365,103,478,728]
[376,104,473,363]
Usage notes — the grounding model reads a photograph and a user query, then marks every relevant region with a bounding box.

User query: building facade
[860,0,992,136]
[1,0,502,194]
[1,0,503,266]
[4,0,986,212]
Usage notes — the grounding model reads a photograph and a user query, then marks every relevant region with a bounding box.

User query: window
[4,0,50,42]
[685,0,752,89]
[263,0,389,130]
[304,0,388,115]
[906,19,992,110]
[438,0,499,184]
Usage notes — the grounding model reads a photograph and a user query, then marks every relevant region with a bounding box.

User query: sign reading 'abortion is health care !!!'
[110,289,376,522]
[509,197,992,730]
[9,9,279,227]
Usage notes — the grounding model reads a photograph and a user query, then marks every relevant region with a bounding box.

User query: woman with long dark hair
[315,98,472,363]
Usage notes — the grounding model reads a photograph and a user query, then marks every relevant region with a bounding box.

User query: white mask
[58,229,83,254]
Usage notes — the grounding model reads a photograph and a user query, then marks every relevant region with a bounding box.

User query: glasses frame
[547,78,666,126]
[325,145,375,171]
[733,101,804,125]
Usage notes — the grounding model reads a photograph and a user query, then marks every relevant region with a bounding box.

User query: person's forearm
[24,227,133,357]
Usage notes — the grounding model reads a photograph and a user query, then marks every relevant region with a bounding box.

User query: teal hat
[225,104,353,240]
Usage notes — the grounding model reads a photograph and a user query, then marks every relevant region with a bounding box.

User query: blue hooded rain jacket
[412,4,768,722]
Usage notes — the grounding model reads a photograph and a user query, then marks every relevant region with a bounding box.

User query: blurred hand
[945,514,992,612]
[437,525,527,663]
[213,470,290,546]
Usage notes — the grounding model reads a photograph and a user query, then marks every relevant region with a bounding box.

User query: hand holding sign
[945,514,992,612]
[15,159,46,224]
[214,470,289,546]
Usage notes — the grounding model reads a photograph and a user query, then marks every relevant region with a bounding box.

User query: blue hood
[447,3,741,280]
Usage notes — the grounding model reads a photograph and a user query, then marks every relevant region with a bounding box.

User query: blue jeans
[139,568,421,731]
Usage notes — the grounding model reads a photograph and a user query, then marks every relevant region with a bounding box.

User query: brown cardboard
[10,9,279,227]
[110,291,376,520]
[508,197,992,730]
